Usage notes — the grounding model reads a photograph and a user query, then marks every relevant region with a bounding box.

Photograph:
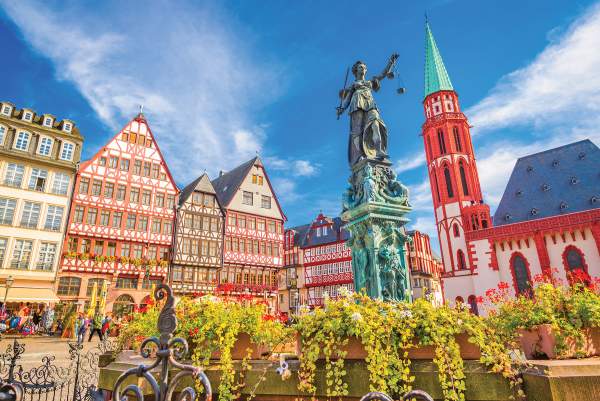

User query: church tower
[421,22,491,274]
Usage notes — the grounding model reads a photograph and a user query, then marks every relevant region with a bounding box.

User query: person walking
[75,313,87,345]
[101,313,112,338]
[88,311,103,342]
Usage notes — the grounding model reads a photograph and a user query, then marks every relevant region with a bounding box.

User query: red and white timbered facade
[406,230,444,305]
[58,113,178,314]
[212,157,285,304]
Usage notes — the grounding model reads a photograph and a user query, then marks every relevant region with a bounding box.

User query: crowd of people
[74,311,113,344]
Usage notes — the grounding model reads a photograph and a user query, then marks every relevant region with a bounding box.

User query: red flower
[498,281,509,290]
[262,314,275,321]
[475,296,484,304]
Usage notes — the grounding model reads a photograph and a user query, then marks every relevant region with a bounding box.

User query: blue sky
[2,0,600,251]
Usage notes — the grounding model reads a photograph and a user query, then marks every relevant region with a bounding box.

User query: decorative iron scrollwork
[111,283,212,401]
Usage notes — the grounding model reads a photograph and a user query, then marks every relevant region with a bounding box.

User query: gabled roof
[424,21,454,98]
[493,139,600,226]
[299,215,349,248]
[211,157,259,207]
[287,224,311,247]
[178,173,217,206]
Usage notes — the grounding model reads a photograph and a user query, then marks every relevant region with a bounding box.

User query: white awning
[0,287,60,303]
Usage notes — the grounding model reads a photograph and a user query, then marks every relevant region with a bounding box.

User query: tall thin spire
[424,21,453,98]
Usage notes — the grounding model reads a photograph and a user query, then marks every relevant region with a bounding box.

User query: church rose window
[511,253,531,296]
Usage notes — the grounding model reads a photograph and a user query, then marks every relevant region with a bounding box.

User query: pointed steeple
[424,21,453,98]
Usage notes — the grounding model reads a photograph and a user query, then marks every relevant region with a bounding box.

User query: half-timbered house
[171,173,223,295]
[211,157,285,306]
[57,112,178,316]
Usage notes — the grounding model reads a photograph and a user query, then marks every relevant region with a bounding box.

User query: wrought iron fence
[0,336,117,401]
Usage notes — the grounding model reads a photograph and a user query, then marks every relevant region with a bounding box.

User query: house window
[143,161,151,177]
[63,122,72,132]
[511,253,531,296]
[151,164,160,179]
[120,243,131,257]
[11,240,33,269]
[242,191,253,205]
[86,208,98,225]
[99,157,107,166]
[457,250,467,270]
[148,245,157,260]
[437,129,446,154]
[132,245,143,259]
[0,126,5,145]
[104,182,114,198]
[261,195,271,209]
[91,179,102,196]
[151,219,161,233]
[79,177,89,194]
[129,187,140,203]
[80,239,91,254]
[116,185,126,201]
[60,142,74,161]
[162,220,172,235]
[120,159,130,172]
[0,238,7,266]
[38,137,53,156]
[167,195,175,209]
[203,194,214,207]
[133,160,142,175]
[43,117,53,127]
[94,240,104,255]
[172,266,183,282]
[51,173,70,195]
[109,156,118,169]
[86,279,106,296]
[28,168,48,191]
[73,206,84,223]
[57,277,81,296]
[115,278,138,289]
[99,210,110,226]
[36,242,57,271]
[459,161,469,196]
[453,126,462,152]
[20,201,41,228]
[155,193,165,208]
[126,213,137,230]
[112,212,122,228]
[0,198,17,225]
[14,132,30,151]
[4,163,25,187]
[138,216,148,232]
[142,190,151,206]
[268,221,276,233]
[257,220,265,231]
[23,111,33,122]
[252,174,264,185]
[322,225,328,236]
[1,105,11,116]
[112,294,135,317]
[444,166,454,198]
[44,205,64,231]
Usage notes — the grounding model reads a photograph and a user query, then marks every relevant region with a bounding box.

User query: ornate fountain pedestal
[342,159,412,302]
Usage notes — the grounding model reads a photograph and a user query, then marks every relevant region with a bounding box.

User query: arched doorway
[112,294,135,317]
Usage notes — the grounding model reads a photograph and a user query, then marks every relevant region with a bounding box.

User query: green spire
[424,21,453,98]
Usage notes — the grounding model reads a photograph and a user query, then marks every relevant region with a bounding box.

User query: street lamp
[3,275,14,306]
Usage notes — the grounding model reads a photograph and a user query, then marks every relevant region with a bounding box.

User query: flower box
[209,333,270,360]
[518,324,600,359]
[297,333,481,360]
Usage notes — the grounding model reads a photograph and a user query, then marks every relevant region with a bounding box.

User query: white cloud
[264,156,320,177]
[407,180,434,213]
[467,3,600,134]
[409,216,438,240]
[294,160,318,177]
[395,153,426,173]
[0,0,281,182]
[271,178,301,203]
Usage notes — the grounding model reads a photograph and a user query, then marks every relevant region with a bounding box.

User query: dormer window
[578,152,586,160]
[1,105,11,116]
[14,131,30,151]
[570,176,579,185]
[559,201,568,210]
[23,111,33,122]
[43,117,53,127]
[530,208,538,216]
[59,142,74,161]
[526,165,534,173]
[515,190,523,197]
[541,183,551,192]
[592,196,599,204]
[38,137,53,156]
[322,225,328,236]
[552,159,559,167]
[63,122,72,133]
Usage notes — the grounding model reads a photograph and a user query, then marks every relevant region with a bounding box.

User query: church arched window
[432,172,441,202]
[453,223,460,237]
[510,253,531,296]
[453,126,462,152]
[467,295,479,315]
[563,246,589,284]
[457,250,467,270]
[444,166,454,198]
[437,129,447,154]
[459,161,470,196]
[426,136,433,159]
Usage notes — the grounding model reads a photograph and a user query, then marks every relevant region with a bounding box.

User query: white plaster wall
[441,274,475,305]
[546,229,600,281]
[469,239,500,294]
[227,163,284,220]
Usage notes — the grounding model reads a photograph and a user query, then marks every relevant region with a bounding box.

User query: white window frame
[22,111,33,122]
[51,172,70,195]
[11,239,33,270]
[0,198,17,225]
[36,242,57,271]
[1,105,11,116]
[60,141,75,161]
[20,201,41,229]
[43,116,53,127]
[3,163,24,188]
[0,237,7,267]
[14,131,30,151]
[63,122,72,133]
[28,168,48,192]
[38,136,53,156]
[44,205,64,231]
[0,125,6,145]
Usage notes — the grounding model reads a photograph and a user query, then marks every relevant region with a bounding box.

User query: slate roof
[493,139,600,226]
[287,224,311,247]
[424,21,453,98]
[178,173,216,206]
[211,157,259,207]
[291,216,349,249]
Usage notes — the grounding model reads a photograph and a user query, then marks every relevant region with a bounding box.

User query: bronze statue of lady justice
[336,54,399,167]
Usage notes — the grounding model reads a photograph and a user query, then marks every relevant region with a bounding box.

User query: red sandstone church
[421,22,600,313]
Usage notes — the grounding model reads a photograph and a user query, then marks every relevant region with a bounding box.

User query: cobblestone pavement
[0,335,109,371]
